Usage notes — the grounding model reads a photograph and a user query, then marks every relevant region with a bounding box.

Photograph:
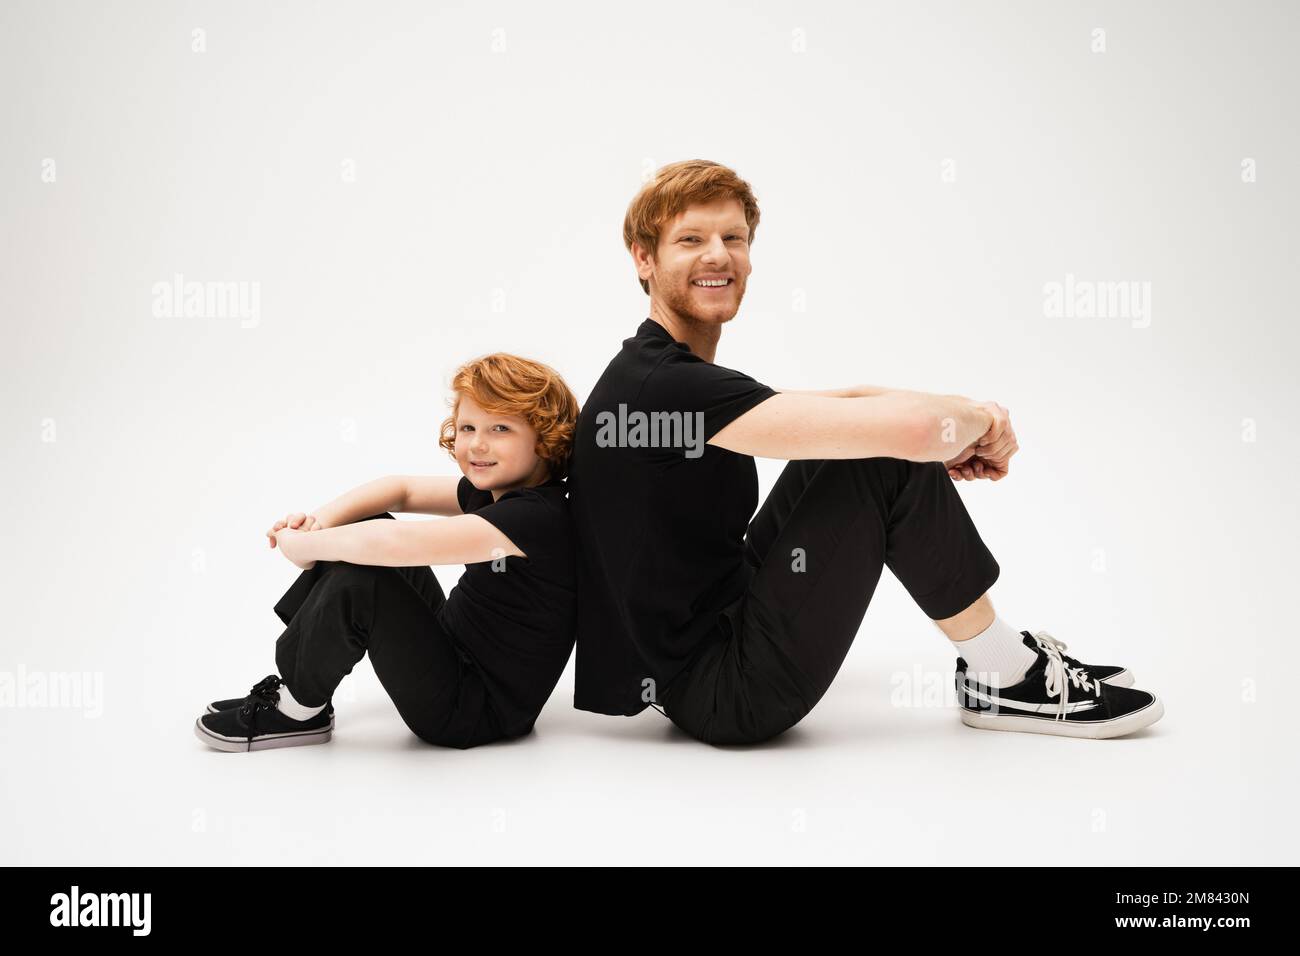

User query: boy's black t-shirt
[437,475,577,736]
[568,318,777,715]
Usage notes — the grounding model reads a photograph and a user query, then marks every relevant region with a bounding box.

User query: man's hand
[272,527,317,571]
[945,401,1018,481]
[267,512,322,549]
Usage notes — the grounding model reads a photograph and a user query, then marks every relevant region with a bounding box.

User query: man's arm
[709,390,993,462]
[772,383,920,399]
[279,514,523,568]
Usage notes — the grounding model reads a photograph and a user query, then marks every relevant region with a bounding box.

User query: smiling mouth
[470,461,497,468]
[692,278,734,289]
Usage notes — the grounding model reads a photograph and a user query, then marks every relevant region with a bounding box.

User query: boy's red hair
[438,353,579,480]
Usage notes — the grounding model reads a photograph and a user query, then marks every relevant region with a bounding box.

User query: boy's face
[636,197,752,326]
[453,394,544,491]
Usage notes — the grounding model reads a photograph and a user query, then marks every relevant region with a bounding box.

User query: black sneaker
[205,674,334,726]
[1025,630,1133,687]
[956,634,1163,739]
[193,677,333,752]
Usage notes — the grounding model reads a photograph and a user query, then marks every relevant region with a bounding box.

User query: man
[567,159,1163,745]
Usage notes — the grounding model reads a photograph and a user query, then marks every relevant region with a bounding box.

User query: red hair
[623,159,762,295]
[438,353,579,480]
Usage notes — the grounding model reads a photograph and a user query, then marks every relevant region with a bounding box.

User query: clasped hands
[944,401,1018,482]
[266,512,323,570]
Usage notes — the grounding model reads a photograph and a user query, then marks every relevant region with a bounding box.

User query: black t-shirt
[437,475,577,736]
[568,318,777,715]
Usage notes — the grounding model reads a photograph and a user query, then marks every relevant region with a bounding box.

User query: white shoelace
[1034,630,1071,657]
[1033,630,1101,720]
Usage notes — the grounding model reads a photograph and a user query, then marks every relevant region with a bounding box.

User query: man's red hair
[622,159,762,295]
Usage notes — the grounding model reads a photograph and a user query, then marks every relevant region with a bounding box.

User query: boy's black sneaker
[194,676,333,752]
[206,674,334,726]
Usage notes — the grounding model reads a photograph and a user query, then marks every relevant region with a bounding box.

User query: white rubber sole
[194,717,333,752]
[959,695,1163,739]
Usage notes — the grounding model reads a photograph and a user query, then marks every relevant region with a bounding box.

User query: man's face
[639,198,751,326]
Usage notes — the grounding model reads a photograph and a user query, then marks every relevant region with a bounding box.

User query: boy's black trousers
[271,513,503,749]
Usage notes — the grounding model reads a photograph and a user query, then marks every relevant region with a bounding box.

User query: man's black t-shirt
[437,476,577,736]
[568,318,777,715]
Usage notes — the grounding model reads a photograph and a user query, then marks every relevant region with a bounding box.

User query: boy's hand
[267,512,322,549]
[272,527,317,570]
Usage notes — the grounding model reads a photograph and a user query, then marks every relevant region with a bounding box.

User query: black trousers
[660,458,1001,745]
[271,513,504,750]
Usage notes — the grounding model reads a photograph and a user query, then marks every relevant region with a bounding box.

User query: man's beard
[658,276,743,327]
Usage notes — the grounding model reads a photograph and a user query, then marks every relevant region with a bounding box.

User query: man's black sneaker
[956,634,1163,739]
[205,674,334,726]
[1025,630,1134,687]
[194,677,333,752]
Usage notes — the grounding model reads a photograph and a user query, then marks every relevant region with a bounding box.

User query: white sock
[950,616,1038,688]
[275,680,327,721]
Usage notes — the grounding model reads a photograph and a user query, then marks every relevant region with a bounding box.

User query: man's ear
[631,242,656,295]
[632,241,657,282]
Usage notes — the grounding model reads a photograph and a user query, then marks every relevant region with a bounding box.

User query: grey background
[1,0,1295,864]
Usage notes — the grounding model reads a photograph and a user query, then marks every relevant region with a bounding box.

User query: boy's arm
[396,475,464,516]
[311,475,408,529]
[709,390,992,462]
[280,514,523,568]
